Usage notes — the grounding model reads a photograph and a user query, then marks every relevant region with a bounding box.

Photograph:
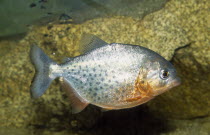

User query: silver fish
[30,34,181,113]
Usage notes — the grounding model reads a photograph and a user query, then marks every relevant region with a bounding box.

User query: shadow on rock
[88,106,171,135]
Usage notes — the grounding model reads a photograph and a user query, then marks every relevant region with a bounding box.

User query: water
[0,0,209,135]
[0,0,167,37]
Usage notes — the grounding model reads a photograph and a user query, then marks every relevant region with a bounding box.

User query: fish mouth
[171,77,181,87]
[165,77,181,90]
[152,77,181,96]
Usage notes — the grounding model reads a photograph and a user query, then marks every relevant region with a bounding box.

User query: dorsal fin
[60,78,89,113]
[62,57,73,63]
[78,33,108,54]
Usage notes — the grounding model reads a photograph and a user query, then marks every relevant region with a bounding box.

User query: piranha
[30,34,181,113]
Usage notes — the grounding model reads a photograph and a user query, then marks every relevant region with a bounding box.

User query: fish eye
[160,69,169,80]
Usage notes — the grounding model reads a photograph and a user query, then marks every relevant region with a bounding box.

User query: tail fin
[30,44,56,98]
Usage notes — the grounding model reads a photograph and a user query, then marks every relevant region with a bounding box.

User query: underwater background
[0,0,209,135]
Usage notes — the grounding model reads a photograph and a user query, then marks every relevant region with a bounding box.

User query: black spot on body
[110,85,114,89]
[101,78,105,81]
[93,93,97,96]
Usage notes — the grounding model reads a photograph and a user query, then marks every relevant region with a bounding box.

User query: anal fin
[61,78,89,113]
[101,108,113,112]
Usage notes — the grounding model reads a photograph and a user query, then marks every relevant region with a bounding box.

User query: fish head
[137,59,181,97]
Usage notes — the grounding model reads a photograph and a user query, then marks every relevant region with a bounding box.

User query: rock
[161,117,210,135]
[147,0,210,119]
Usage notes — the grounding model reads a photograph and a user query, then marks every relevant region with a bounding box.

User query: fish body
[30,35,181,113]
